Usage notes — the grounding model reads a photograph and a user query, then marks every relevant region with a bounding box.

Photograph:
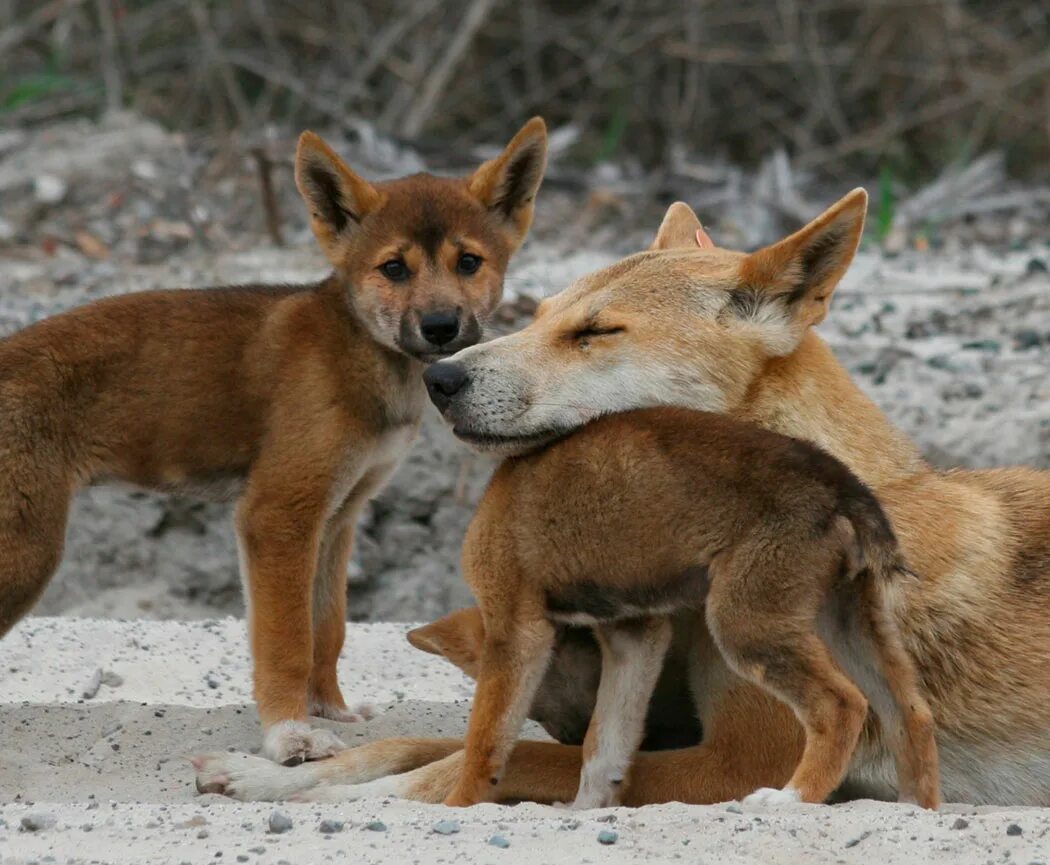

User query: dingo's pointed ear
[740,188,867,329]
[407,607,486,679]
[651,201,712,250]
[469,117,548,250]
[295,131,382,262]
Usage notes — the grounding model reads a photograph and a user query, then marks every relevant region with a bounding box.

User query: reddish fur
[0,119,548,751]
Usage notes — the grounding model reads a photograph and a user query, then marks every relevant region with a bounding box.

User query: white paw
[569,788,617,810]
[263,720,346,765]
[191,752,319,801]
[290,776,403,803]
[742,786,803,807]
[310,700,379,723]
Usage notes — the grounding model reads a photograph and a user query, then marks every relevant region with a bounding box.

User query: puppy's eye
[457,253,483,275]
[380,259,410,282]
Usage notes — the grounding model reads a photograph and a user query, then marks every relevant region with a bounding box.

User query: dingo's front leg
[573,616,672,809]
[445,612,555,806]
[238,443,352,766]
[309,511,377,724]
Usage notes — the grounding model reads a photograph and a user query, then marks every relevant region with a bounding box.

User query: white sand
[4,617,1049,864]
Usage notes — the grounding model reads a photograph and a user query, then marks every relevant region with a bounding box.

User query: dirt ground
[5,618,1050,865]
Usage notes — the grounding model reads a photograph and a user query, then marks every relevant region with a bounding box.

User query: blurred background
[1,0,1049,624]
[3,1,1049,179]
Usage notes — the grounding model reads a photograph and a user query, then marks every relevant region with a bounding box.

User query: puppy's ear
[650,201,709,250]
[739,188,867,330]
[406,608,486,679]
[468,117,548,250]
[295,131,382,263]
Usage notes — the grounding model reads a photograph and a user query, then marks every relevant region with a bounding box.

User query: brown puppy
[0,118,548,765]
[439,408,939,809]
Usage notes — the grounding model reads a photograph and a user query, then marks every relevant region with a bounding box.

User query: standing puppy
[0,118,547,765]
[443,408,939,810]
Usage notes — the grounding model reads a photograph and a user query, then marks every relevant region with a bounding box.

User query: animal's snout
[424,362,469,412]
[419,310,461,347]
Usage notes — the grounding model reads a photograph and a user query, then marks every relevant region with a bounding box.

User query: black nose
[419,310,460,347]
[423,362,469,412]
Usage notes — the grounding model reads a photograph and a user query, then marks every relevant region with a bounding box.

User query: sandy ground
[4,618,1050,865]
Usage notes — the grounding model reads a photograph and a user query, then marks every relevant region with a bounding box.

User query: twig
[798,47,1050,169]
[94,0,124,112]
[400,0,497,138]
[0,0,88,56]
[251,146,284,247]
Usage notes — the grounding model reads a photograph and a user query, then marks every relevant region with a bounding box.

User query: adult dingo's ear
[651,201,712,250]
[295,131,382,262]
[739,188,868,328]
[468,117,548,250]
[407,608,486,679]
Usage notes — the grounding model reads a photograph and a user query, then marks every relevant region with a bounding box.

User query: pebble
[319,819,345,834]
[845,830,871,848]
[597,829,619,845]
[82,668,103,700]
[33,174,67,204]
[488,835,510,848]
[365,821,387,832]
[1006,823,1023,836]
[726,803,743,814]
[267,811,293,834]
[951,818,969,830]
[20,813,56,832]
[433,819,461,835]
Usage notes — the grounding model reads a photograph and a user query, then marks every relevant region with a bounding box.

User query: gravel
[267,811,293,834]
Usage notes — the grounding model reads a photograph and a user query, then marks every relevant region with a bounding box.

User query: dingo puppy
[0,118,548,765]
[193,190,1050,806]
[440,408,940,809]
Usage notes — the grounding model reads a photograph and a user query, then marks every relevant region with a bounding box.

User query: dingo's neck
[736,332,927,489]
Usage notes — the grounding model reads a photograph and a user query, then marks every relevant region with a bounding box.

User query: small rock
[962,339,1001,353]
[1014,329,1043,350]
[845,830,871,848]
[951,818,969,830]
[488,835,510,848]
[1026,258,1048,275]
[1007,823,1023,836]
[726,802,743,814]
[132,159,159,181]
[365,820,387,832]
[268,811,293,834]
[34,174,67,204]
[433,819,460,835]
[20,813,56,832]
[319,819,344,834]
[597,829,619,845]
[101,670,124,687]
[82,668,103,700]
